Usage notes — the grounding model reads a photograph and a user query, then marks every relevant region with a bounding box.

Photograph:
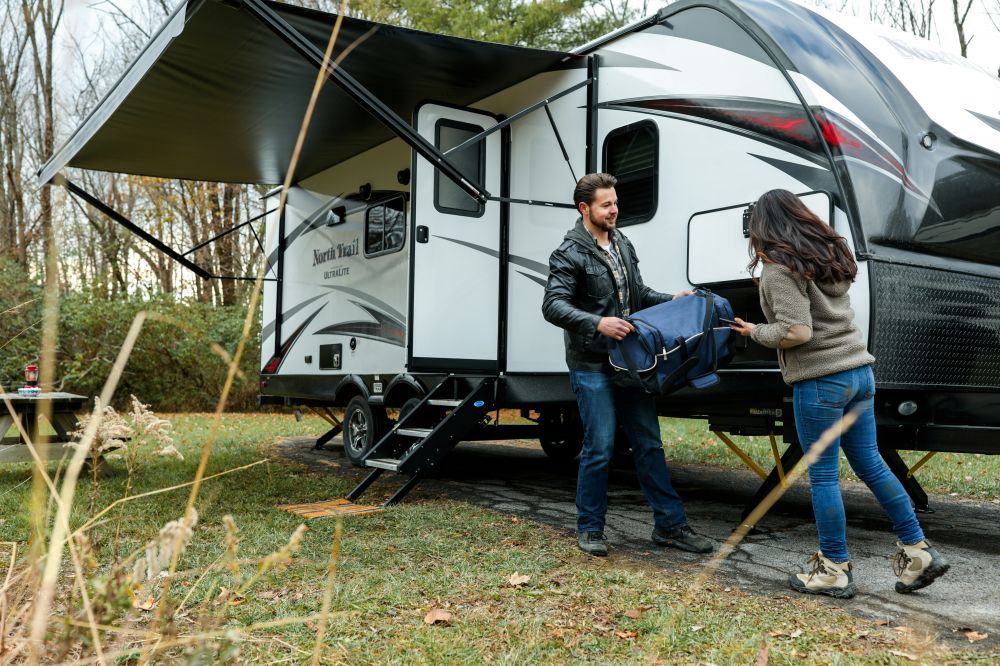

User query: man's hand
[730,317,756,337]
[597,317,635,341]
[672,290,695,299]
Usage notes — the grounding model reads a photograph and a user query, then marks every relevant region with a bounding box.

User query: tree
[949,0,974,55]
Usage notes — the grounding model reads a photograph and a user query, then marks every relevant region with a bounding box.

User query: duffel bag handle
[614,318,661,393]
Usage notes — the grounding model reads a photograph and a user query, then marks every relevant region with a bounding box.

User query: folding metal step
[428,399,462,407]
[397,427,433,437]
[365,458,400,471]
[344,375,498,506]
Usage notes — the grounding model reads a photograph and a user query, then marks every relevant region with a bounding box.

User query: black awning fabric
[40,0,577,185]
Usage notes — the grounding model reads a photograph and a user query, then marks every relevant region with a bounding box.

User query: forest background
[2,0,997,411]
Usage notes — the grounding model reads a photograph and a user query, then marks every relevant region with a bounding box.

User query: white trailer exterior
[40,0,1000,504]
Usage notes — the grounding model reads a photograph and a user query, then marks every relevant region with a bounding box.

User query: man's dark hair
[573,173,617,207]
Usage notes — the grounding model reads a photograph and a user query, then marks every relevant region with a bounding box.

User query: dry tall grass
[0,1,949,663]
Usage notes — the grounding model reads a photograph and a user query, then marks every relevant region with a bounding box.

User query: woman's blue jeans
[793,365,924,562]
[569,369,688,533]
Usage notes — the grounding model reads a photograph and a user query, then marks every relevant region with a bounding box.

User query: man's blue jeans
[569,369,688,533]
[793,365,925,562]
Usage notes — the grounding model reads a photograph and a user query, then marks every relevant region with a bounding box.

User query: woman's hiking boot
[788,552,856,599]
[893,540,949,593]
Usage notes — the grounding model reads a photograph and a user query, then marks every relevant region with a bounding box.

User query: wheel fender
[334,374,370,407]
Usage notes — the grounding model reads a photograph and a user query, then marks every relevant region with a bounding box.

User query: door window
[434,119,485,217]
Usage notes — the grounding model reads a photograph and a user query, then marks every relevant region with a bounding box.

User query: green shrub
[0,263,261,411]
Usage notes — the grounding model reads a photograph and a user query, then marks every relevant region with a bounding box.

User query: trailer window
[365,196,406,257]
[434,119,485,217]
[603,121,658,227]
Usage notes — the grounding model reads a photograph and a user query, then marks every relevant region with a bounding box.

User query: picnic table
[0,392,88,463]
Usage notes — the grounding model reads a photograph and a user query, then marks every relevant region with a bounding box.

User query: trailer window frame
[364,195,407,258]
[602,120,659,227]
[433,119,486,218]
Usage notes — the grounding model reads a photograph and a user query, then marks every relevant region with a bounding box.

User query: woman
[730,189,948,599]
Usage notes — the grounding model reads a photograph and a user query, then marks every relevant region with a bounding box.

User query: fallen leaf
[624,609,642,619]
[889,650,918,661]
[767,630,785,638]
[508,572,530,587]
[691,625,703,632]
[227,592,247,606]
[424,609,452,625]
[874,619,890,626]
[755,638,769,666]
[616,630,637,639]
[965,630,988,642]
[510,516,520,524]
[133,595,156,611]
[790,629,802,638]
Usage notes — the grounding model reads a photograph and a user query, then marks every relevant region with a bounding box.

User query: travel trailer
[41,0,1000,508]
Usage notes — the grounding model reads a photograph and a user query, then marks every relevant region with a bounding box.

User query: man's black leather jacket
[542,219,672,372]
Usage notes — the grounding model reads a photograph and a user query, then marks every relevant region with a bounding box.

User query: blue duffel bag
[609,289,735,395]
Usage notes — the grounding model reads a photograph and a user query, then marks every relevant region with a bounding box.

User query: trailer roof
[39,0,576,186]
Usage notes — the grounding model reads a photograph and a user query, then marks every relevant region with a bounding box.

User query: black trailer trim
[498,123,512,371]
[240,0,489,204]
[585,54,600,173]
[275,204,286,356]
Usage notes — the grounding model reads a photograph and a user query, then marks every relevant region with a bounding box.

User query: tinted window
[365,197,406,257]
[434,120,485,217]
[603,121,658,226]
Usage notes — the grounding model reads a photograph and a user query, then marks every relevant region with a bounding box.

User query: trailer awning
[39,0,577,186]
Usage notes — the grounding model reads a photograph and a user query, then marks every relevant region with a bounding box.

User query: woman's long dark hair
[747,189,857,282]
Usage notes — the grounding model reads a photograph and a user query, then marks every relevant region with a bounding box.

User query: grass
[0,412,995,663]
[659,418,1000,502]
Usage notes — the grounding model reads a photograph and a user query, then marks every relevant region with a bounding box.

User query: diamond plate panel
[870,262,1000,388]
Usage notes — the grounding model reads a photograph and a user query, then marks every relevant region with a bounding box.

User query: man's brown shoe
[651,525,713,554]
[578,531,608,557]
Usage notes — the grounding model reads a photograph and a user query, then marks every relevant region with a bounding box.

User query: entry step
[365,457,401,471]
[428,399,462,407]
[397,427,433,437]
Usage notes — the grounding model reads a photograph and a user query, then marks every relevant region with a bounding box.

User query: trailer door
[409,104,502,372]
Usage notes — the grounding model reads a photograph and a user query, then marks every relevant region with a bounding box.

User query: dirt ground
[277,434,1000,650]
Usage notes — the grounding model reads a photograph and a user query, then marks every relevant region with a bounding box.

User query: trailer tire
[343,396,389,466]
[539,409,584,461]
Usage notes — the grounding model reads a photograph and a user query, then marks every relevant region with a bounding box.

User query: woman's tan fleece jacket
[750,262,875,385]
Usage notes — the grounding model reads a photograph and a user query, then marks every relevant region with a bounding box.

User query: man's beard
[592,216,617,232]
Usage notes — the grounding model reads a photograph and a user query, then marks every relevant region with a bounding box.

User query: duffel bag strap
[615,336,659,393]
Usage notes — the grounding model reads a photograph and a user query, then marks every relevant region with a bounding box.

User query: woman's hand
[730,317,756,337]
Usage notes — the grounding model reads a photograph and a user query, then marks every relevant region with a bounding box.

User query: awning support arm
[544,103,577,183]
[54,175,212,280]
[485,195,575,210]
[239,0,489,203]
[442,77,593,157]
[183,207,275,257]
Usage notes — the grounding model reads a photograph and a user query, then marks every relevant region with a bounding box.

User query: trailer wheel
[343,396,388,466]
[539,409,584,460]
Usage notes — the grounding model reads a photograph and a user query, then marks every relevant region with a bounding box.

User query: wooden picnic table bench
[0,392,88,463]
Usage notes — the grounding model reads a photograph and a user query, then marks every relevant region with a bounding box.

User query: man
[542,173,713,557]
